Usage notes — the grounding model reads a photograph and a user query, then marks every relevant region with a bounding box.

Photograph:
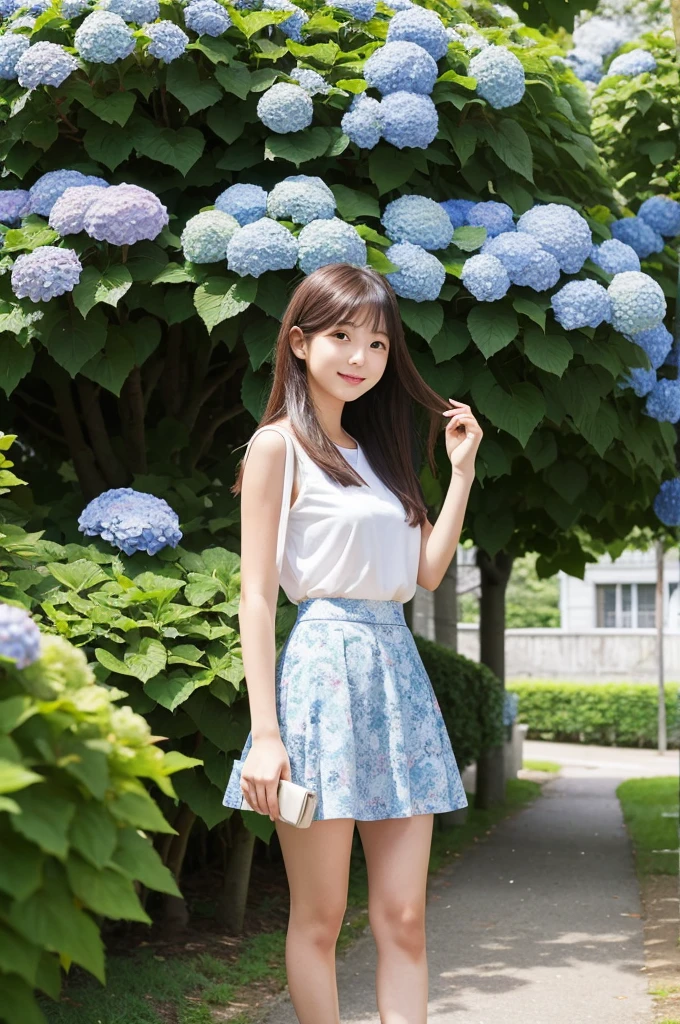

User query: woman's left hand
[442,399,483,474]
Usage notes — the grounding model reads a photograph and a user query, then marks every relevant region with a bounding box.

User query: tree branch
[120,366,148,475]
[181,351,249,434]
[48,363,107,500]
[161,324,184,418]
[189,402,244,470]
[76,377,129,489]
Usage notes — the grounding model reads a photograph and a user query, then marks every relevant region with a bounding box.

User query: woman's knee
[369,900,426,957]
[289,898,348,951]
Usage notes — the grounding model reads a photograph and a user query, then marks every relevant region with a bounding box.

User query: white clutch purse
[238,768,318,828]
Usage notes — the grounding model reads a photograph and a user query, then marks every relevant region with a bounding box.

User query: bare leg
[275,816,356,1024]
[356,813,434,1024]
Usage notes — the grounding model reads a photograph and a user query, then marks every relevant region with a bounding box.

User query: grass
[523,759,561,772]
[43,778,543,1024]
[616,776,679,878]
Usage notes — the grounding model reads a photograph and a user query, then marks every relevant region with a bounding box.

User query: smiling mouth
[338,372,365,382]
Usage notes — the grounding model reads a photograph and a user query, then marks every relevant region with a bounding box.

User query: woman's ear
[288,325,305,357]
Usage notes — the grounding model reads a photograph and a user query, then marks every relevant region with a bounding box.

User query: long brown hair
[231,262,455,528]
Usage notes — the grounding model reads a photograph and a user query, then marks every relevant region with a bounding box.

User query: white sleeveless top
[242,424,421,605]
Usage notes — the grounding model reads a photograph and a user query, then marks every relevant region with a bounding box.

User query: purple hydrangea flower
[384,240,445,301]
[78,487,183,555]
[82,183,169,245]
[28,170,108,216]
[0,604,41,669]
[257,82,314,133]
[74,10,136,62]
[11,245,83,301]
[0,189,30,225]
[143,20,189,61]
[654,478,680,526]
[297,217,367,275]
[0,33,30,80]
[48,184,110,235]
[440,198,476,229]
[379,91,438,149]
[226,217,298,277]
[214,183,267,225]
[15,41,79,88]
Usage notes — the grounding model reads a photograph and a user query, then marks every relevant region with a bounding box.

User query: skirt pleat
[222,597,469,821]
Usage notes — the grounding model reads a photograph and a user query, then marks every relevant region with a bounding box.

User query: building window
[595,583,657,628]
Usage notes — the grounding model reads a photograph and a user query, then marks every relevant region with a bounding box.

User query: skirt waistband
[295,597,407,626]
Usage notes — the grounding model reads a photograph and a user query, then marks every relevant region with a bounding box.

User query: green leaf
[108,788,177,833]
[9,784,76,859]
[0,337,34,397]
[110,827,181,896]
[126,638,168,683]
[473,507,514,558]
[513,297,546,330]
[0,759,43,795]
[79,330,137,396]
[452,225,487,252]
[366,245,400,272]
[166,61,223,114]
[126,242,169,283]
[214,61,252,99]
[398,299,443,342]
[467,305,519,357]
[483,118,534,182]
[88,91,136,127]
[42,308,108,377]
[472,376,545,446]
[205,105,247,145]
[264,127,334,166]
[69,802,118,869]
[83,122,134,172]
[172,767,231,830]
[131,121,205,175]
[145,671,207,711]
[0,920,42,990]
[72,265,133,318]
[1,224,58,253]
[194,276,258,333]
[431,319,470,360]
[545,459,589,503]
[188,36,236,63]
[66,852,151,923]
[330,184,380,221]
[523,329,573,377]
[285,39,339,65]
[45,559,110,593]
[368,145,414,195]
[0,833,43,901]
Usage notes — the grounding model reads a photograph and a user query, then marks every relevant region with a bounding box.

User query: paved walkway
[262,741,678,1023]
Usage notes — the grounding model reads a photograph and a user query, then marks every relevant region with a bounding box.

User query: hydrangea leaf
[65,852,151,923]
[83,123,135,172]
[172,767,231,831]
[368,146,415,196]
[479,118,534,183]
[471,374,545,447]
[205,105,247,145]
[366,245,400,273]
[45,559,110,592]
[214,62,252,100]
[41,307,108,377]
[472,508,514,559]
[512,297,547,330]
[264,127,334,167]
[285,39,339,66]
[229,7,291,37]
[249,68,279,92]
[452,226,487,252]
[467,304,519,357]
[523,329,573,377]
[165,62,223,115]
[73,265,133,319]
[2,224,59,253]
[110,827,182,897]
[187,36,236,64]
[0,336,34,398]
[193,276,258,333]
[398,298,443,342]
[431,319,471,361]
[330,184,380,221]
[79,333,138,397]
[573,403,618,457]
[0,759,43,795]
[131,121,205,176]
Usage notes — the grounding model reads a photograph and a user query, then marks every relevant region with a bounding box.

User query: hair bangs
[296,265,396,341]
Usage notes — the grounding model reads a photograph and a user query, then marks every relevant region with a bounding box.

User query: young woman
[223,262,483,1024]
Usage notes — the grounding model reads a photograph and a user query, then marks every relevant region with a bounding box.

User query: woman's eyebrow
[337,319,389,337]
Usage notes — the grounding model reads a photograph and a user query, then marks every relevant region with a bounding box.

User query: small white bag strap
[243,426,296,574]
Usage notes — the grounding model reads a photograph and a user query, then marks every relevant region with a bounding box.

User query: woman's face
[290,305,390,402]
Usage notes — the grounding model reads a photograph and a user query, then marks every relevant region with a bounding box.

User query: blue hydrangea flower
[78,487,182,556]
[517,203,592,273]
[11,245,83,301]
[60,0,90,16]
[461,253,510,301]
[572,15,634,58]
[266,179,335,225]
[48,184,109,235]
[551,279,611,330]
[183,0,231,35]
[618,367,657,397]
[332,0,376,20]
[297,218,367,275]
[143,19,189,60]
[610,216,664,258]
[653,478,680,526]
[469,44,525,108]
[445,26,462,42]
[341,95,382,149]
[564,49,602,84]
[7,15,36,31]
[15,42,79,88]
[0,189,29,225]
[607,48,656,77]
[226,217,298,277]
[638,196,680,239]
[381,194,453,251]
[215,183,267,225]
[102,0,158,20]
[28,170,108,216]
[645,379,680,424]
[589,238,640,274]
[512,249,561,290]
[181,210,240,263]
[607,271,666,334]
[384,240,445,301]
[386,6,448,61]
[74,10,136,61]
[262,0,307,41]
[82,183,169,245]
[290,67,330,94]
[0,0,19,15]
[379,91,438,149]
[0,604,41,670]
[466,200,514,238]
[462,32,489,54]
[386,0,414,9]
[285,173,334,203]
[626,324,673,370]
[363,40,438,96]
[481,231,541,276]
[439,198,476,229]
[257,82,313,133]
[0,33,30,80]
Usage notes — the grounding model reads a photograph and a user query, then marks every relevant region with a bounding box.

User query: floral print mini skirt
[222,596,469,822]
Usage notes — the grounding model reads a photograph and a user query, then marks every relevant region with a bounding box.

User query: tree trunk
[216,813,257,934]
[475,548,514,810]
[161,803,197,932]
[434,548,457,651]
